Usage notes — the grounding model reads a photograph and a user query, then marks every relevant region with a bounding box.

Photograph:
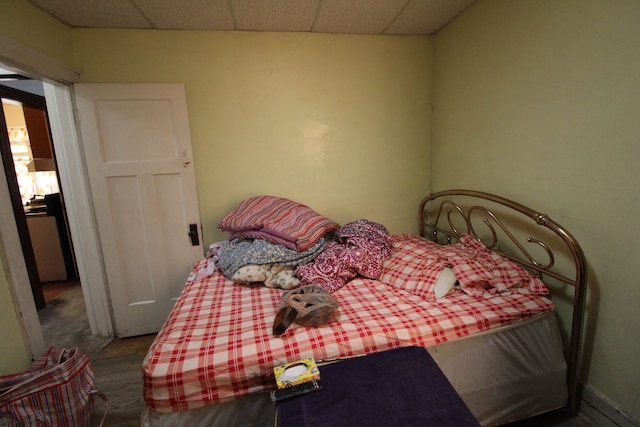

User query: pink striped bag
[0,347,108,427]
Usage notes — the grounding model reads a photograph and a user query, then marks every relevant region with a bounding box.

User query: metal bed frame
[419,189,587,413]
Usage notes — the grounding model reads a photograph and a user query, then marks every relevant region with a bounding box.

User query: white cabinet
[26,215,67,282]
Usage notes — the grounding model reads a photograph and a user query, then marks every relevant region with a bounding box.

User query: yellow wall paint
[73,30,433,245]
[0,0,76,67]
[432,0,640,419]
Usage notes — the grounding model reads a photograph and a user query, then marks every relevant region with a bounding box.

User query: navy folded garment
[276,346,480,427]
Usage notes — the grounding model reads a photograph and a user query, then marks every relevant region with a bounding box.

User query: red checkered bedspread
[142,256,554,413]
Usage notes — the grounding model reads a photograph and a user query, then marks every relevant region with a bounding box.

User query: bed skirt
[428,311,567,426]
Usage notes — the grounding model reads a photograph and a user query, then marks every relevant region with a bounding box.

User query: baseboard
[579,384,640,427]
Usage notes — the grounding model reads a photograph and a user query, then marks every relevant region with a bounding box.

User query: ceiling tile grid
[27,0,476,35]
[385,0,476,35]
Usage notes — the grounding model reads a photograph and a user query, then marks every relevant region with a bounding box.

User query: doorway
[0,69,85,345]
[0,44,115,362]
[0,74,78,305]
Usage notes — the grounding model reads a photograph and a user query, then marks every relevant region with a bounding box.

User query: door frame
[44,83,113,338]
[1,37,114,360]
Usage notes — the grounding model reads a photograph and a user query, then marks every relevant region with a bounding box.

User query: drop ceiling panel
[29,0,152,29]
[313,0,408,35]
[231,0,320,32]
[385,0,476,35]
[135,0,235,30]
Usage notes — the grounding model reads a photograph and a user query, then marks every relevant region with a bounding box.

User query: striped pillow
[219,196,339,251]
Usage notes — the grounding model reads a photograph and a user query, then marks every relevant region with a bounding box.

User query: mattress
[142,256,555,414]
[141,311,566,427]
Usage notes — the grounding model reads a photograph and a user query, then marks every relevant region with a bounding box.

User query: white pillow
[434,267,457,299]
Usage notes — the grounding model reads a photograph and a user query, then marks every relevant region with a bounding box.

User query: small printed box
[274,358,320,389]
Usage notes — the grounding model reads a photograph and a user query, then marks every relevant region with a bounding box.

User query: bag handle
[92,390,110,427]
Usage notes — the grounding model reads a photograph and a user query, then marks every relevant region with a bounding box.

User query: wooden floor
[38,285,594,427]
[38,284,151,426]
[92,335,157,426]
[41,279,76,303]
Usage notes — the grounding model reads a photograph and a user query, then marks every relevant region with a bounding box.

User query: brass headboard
[419,189,587,413]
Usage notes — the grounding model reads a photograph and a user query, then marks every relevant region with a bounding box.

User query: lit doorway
[1,72,78,310]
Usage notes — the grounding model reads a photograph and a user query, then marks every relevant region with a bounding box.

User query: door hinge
[72,108,81,126]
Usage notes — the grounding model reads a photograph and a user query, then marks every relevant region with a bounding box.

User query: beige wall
[72,30,433,246]
[432,0,640,419]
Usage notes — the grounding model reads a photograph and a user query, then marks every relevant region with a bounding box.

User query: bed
[140,190,587,427]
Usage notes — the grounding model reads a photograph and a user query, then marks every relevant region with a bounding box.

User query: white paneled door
[74,84,203,337]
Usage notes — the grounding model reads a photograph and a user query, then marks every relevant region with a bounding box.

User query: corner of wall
[579,385,640,427]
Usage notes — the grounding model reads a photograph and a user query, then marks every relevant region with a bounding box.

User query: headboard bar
[419,189,587,413]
